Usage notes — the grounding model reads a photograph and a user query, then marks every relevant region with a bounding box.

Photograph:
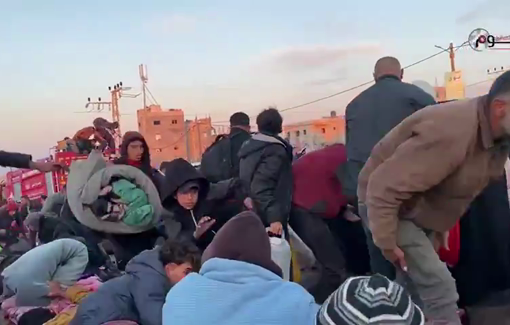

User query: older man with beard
[357,70,510,324]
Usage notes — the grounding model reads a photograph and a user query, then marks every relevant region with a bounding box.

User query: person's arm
[366,131,466,251]
[250,147,286,224]
[130,277,166,325]
[0,150,32,169]
[412,88,436,111]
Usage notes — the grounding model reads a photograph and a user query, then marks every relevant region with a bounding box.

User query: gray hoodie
[2,238,88,306]
[71,248,171,325]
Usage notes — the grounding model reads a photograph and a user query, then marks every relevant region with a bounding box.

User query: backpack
[200,134,236,183]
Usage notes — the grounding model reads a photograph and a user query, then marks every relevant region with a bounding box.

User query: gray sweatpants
[358,202,460,323]
[396,220,461,324]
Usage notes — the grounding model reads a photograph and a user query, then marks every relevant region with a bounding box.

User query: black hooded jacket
[113,131,163,191]
[160,158,240,249]
[238,133,293,226]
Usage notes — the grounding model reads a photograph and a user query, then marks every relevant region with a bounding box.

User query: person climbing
[93,117,118,152]
[357,71,510,323]
[71,239,201,325]
[344,56,436,279]
[1,238,89,307]
[291,143,369,303]
[238,108,293,237]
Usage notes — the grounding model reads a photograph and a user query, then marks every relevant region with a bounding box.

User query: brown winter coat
[358,96,509,250]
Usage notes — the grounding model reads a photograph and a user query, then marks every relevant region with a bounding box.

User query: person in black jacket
[0,150,66,172]
[228,112,252,177]
[343,56,436,279]
[160,158,240,250]
[238,108,293,236]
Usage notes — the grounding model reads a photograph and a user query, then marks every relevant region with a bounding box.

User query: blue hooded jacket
[71,248,171,325]
[163,258,319,325]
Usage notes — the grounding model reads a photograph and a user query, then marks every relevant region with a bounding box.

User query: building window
[138,123,141,127]
[322,128,326,134]
[155,148,162,153]
[155,134,162,141]
[171,119,177,125]
[153,120,161,126]
[333,127,336,131]
[174,146,179,150]
[287,132,290,138]
[295,130,300,137]
[303,129,307,135]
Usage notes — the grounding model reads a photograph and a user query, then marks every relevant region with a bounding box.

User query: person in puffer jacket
[163,211,319,325]
[71,239,201,325]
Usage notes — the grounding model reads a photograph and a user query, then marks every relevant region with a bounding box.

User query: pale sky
[0,0,509,160]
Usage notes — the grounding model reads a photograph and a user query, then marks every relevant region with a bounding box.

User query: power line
[213,47,459,123]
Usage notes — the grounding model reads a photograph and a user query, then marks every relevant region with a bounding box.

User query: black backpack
[200,134,235,183]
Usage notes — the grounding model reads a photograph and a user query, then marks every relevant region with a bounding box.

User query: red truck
[3,152,92,201]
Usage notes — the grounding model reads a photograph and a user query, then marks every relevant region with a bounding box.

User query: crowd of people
[0,57,509,325]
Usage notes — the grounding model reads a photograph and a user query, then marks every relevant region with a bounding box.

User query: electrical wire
[144,84,160,106]
[212,47,460,123]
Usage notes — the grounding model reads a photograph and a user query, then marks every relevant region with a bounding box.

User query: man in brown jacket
[358,71,510,324]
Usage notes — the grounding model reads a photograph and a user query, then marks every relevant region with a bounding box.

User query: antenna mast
[139,64,148,110]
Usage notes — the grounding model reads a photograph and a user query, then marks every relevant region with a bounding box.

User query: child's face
[164,262,194,284]
[175,188,199,210]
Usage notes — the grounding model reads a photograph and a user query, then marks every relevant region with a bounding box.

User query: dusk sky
[0,0,509,160]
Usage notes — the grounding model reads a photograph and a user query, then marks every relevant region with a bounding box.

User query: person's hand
[343,209,361,222]
[243,197,253,210]
[269,222,283,236]
[30,161,68,173]
[47,281,65,298]
[193,217,216,239]
[382,246,407,272]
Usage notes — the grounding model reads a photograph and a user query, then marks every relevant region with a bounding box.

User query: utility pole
[448,42,455,72]
[435,42,462,72]
[85,82,140,147]
[139,64,148,110]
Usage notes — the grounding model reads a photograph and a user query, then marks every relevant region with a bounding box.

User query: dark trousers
[289,205,347,303]
[357,202,396,280]
[326,216,371,276]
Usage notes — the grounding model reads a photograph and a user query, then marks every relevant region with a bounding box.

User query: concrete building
[137,105,214,167]
[283,111,345,152]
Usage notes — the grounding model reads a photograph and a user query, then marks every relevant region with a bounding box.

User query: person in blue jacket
[71,239,201,325]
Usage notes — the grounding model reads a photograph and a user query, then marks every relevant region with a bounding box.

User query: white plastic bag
[269,233,291,281]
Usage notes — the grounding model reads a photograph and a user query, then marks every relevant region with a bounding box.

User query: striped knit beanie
[317,275,424,325]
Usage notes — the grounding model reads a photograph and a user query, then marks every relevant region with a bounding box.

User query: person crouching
[70,239,200,325]
[1,238,88,307]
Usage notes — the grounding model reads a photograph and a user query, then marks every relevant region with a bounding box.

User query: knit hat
[317,275,425,325]
[202,211,283,277]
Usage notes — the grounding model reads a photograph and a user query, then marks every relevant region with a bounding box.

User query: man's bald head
[374,57,403,81]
